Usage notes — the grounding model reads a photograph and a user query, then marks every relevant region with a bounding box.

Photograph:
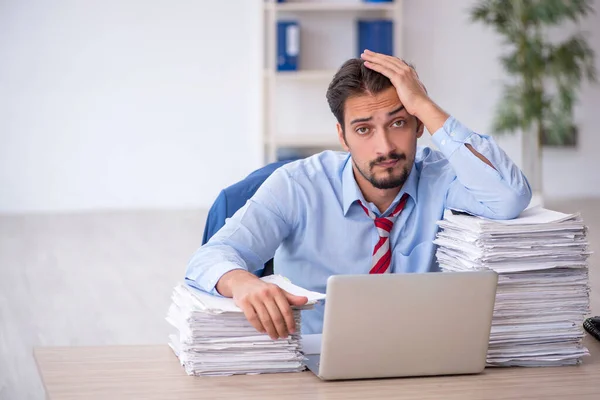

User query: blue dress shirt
[185,117,532,334]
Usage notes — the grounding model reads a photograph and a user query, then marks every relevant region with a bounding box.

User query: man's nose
[374,128,396,155]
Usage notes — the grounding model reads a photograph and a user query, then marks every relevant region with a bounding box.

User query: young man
[186,51,531,338]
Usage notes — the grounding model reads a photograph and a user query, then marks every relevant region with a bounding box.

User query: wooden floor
[1,200,599,400]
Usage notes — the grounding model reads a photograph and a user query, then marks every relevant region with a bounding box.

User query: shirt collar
[341,156,419,217]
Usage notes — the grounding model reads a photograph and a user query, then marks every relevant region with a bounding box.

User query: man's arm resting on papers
[410,82,531,220]
[382,88,526,218]
[433,116,532,220]
[413,84,531,220]
[185,168,307,339]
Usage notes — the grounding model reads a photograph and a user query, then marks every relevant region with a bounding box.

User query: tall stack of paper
[434,206,591,367]
[166,275,325,376]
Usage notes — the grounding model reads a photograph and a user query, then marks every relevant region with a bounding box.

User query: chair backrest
[202,160,294,276]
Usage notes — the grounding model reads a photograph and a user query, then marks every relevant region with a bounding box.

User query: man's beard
[354,152,410,190]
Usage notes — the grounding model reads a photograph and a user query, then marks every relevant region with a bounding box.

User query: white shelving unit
[264,69,337,81]
[262,0,403,163]
[265,2,397,11]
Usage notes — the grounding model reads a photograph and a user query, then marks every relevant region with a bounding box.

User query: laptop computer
[304,270,498,380]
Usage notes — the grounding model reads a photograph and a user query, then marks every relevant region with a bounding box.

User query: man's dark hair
[326,58,422,137]
[326,59,393,133]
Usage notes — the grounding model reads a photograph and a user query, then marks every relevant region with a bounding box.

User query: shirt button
[450,132,455,137]
[441,140,446,145]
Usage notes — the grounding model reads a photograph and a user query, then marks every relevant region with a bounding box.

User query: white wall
[542,5,600,198]
[404,0,600,199]
[0,0,263,213]
[2,0,599,214]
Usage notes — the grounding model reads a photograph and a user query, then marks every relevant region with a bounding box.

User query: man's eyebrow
[349,105,406,125]
[349,116,372,125]
[388,105,406,116]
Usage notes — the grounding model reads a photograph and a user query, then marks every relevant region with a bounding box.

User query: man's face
[337,86,424,190]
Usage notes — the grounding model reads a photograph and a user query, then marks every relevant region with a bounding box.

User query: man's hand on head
[360,50,429,115]
[360,50,449,133]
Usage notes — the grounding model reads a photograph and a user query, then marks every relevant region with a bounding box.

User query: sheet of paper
[261,275,327,302]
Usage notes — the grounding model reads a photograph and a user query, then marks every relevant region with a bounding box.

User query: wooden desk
[35,337,600,400]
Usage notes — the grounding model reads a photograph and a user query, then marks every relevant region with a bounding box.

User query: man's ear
[416,118,425,138]
[337,123,350,151]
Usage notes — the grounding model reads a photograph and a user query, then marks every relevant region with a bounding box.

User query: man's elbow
[490,187,532,220]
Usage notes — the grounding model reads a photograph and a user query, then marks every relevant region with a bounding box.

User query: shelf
[265,69,337,81]
[270,135,342,148]
[265,2,397,12]
[261,1,402,163]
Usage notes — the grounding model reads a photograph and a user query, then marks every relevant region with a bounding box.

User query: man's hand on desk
[216,269,308,340]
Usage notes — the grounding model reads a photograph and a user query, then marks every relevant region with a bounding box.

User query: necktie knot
[359,193,409,224]
[359,193,409,274]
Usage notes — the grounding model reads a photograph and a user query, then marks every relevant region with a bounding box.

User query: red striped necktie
[359,193,409,274]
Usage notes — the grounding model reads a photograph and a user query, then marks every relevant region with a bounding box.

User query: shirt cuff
[430,116,474,159]
[185,261,246,297]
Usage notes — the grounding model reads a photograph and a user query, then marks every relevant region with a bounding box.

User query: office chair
[202,159,295,277]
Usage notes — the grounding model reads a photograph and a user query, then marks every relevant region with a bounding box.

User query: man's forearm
[415,100,496,170]
[413,99,449,136]
[186,167,296,296]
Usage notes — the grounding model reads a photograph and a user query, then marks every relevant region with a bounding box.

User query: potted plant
[470,0,597,197]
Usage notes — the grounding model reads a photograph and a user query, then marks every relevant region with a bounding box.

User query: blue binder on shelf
[277,20,300,71]
[357,19,394,57]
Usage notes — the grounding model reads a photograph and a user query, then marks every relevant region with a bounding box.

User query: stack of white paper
[434,206,591,367]
[166,275,326,376]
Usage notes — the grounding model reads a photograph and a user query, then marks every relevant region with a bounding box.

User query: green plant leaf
[470,0,516,36]
[470,0,597,144]
[526,0,594,25]
[542,102,575,146]
[546,34,597,85]
[492,85,526,134]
